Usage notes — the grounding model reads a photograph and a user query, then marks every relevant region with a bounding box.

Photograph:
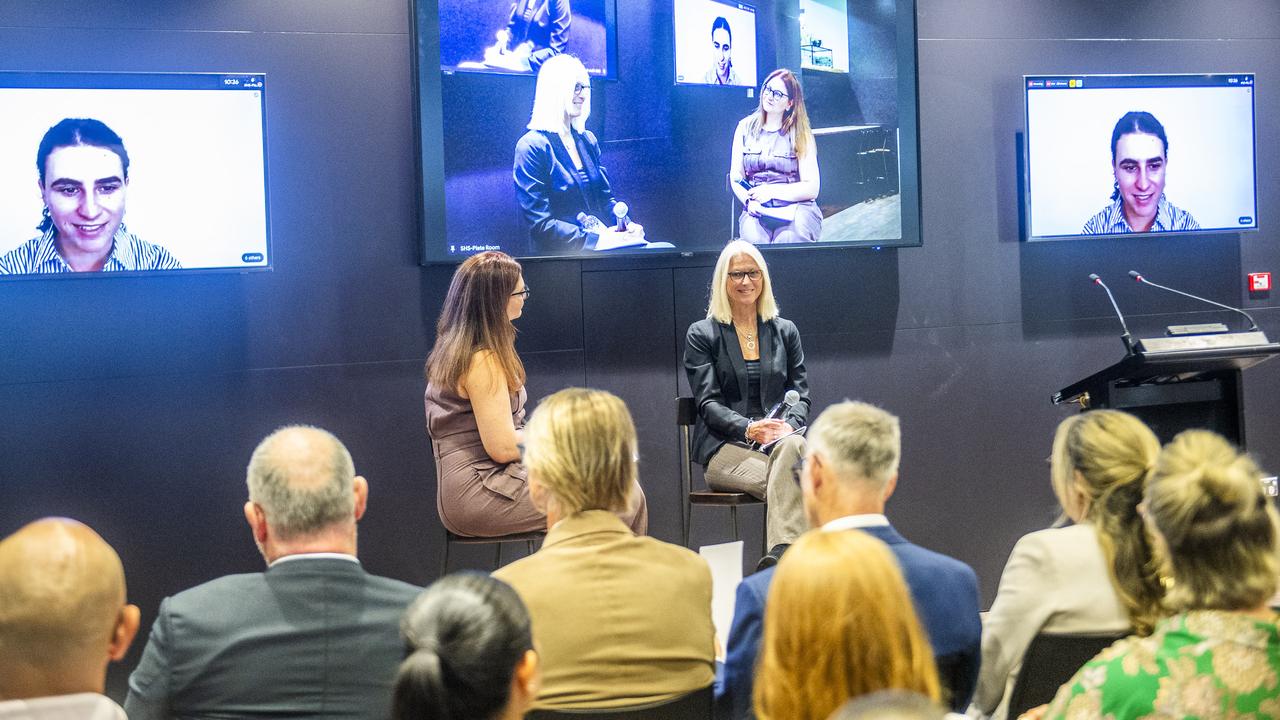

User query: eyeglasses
[762,85,789,101]
[512,286,531,300]
[791,456,806,485]
[573,82,589,95]
[728,270,761,282]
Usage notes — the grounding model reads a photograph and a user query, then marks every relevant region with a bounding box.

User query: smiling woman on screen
[1081,111,1200,235]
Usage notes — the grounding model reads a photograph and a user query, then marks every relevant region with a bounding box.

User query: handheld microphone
[750,390,801,451]
[1128,270,1258,331]
[1088,273,1136,355]
[612,201,630,232]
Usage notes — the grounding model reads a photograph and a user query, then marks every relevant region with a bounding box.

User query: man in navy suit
[125,426,420,720]
[718,401,982,718]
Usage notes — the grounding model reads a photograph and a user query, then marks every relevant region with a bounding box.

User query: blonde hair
[527,54,590,134]
[1145,430,1279,612]
[706,240,779,323]
[746,68,814,158]
[1050,410,1164,634]
[754,531,940,720]
[807,401,900,489]
[523,387,636,516]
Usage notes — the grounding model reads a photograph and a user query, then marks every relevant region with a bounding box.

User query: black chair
[1006,631,1126,718]
[678,396,766,558]
[527,685,713,720]
[429,440,544,574]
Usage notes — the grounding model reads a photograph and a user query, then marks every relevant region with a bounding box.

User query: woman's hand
[745,199,763,218]
[747,419,791,446]
[746,183,778,204]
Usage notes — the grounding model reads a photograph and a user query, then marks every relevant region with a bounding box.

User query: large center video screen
[1024,74,1258,241]
[0,71,271,279]
[413,0,922,262]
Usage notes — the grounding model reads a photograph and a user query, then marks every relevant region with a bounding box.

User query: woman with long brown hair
[424,251,646,536]
[754,530,940,720]
[729,68,821,243]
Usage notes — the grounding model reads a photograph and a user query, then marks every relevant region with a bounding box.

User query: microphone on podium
[1088,273,1136,355]
[1128,270,1259,331]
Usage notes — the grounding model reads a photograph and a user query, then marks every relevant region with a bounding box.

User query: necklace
[736,325,757,351]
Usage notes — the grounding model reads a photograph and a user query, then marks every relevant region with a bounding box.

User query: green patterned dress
[1045,610,1280,719]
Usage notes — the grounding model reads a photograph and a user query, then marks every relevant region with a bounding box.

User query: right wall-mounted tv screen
[1024,73,1258,241]
[413,0,921,262]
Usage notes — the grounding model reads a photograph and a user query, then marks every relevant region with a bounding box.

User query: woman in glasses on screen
[684,240,809,569]
[513,54,645,255]
[424,251,646,538]
[1081,111,1199,235]
[729,68,822,244]
[0,117,181,275]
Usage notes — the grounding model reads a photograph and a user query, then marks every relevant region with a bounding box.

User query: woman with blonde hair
[754,530,940,720]
[513,54,643,254]
[425,251,646,537]
[684,239,809,567]
[729,68,821,243]
[1045,429,1280,719]
[494,388,714,710]
[972,410,1163,720]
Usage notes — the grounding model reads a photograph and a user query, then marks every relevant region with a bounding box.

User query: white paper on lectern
[699,540,743,660]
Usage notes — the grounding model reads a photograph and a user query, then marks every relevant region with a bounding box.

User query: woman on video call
[424,251,647,537]
[0,117,181,274]
[513,54,644,254]
[1081,111,1200,235]
[730,68,822,244]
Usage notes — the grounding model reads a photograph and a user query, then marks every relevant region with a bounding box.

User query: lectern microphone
[1128,270,1259,332]
[1089,273,1136,355]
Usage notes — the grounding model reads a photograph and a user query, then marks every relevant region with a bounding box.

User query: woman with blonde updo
[972,410,1164,720]
[754,530,940,720]
[493,388,715,711]
[1045,430,1280,719]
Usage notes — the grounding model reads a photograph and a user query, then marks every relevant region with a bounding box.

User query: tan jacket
[494,510,715,709]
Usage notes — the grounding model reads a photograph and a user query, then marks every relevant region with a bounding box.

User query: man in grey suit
[125,426,420,720]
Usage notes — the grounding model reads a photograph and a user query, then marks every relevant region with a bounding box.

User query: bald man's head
[246,426,359,541]
[0,518,139,698]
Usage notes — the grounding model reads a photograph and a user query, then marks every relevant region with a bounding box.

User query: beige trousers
[704,435,806,549]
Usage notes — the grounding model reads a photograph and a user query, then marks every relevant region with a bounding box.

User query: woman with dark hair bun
[394,572,539,720]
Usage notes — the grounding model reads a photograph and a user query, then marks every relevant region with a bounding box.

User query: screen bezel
[0,70,273,282]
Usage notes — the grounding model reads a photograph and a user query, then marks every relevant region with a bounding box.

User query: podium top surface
[1052,341,1280,406]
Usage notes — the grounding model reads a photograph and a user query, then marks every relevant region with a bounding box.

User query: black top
[513,128,616,254]
[683,316,810,466]
[744,359,764,418]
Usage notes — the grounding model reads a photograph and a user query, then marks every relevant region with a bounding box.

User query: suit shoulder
[364,572,423,602]
[898,542,977,586]
[164,572,267,613]
[514,130,551,154]
[687,317,718,337]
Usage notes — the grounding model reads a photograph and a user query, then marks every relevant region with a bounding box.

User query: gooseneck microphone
[1089,273,1136,355]
[1128,270,1259,332]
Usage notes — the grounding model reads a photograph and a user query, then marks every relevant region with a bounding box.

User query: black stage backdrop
[1,0,1278,701]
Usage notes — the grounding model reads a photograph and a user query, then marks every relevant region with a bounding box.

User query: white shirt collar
[821,513,890,532]
[269,552,359,568]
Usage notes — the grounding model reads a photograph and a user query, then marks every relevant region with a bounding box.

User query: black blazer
[513,128,616,254]
[683,316,810,466]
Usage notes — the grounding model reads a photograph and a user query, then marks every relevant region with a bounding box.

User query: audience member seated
[493,388,715,710]
[831,690,951,720]
[754,531,942,720]
[0,518,140,720]
[970,410,1164,720]
[394,572,539,720]
[721,401,981,718]
[1043,430,1280,719]
[124,426,420,720]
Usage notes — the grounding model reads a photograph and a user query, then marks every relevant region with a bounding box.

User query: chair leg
[682,498,691,548]
[441,533,451,576]
[526,539,535,558]
[492,542,502,569]
[730,506,740,542]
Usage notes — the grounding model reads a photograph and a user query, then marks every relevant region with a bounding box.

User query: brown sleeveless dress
[425,383,650,537]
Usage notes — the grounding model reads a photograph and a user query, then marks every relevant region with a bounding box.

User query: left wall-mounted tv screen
[0,71,271,279]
